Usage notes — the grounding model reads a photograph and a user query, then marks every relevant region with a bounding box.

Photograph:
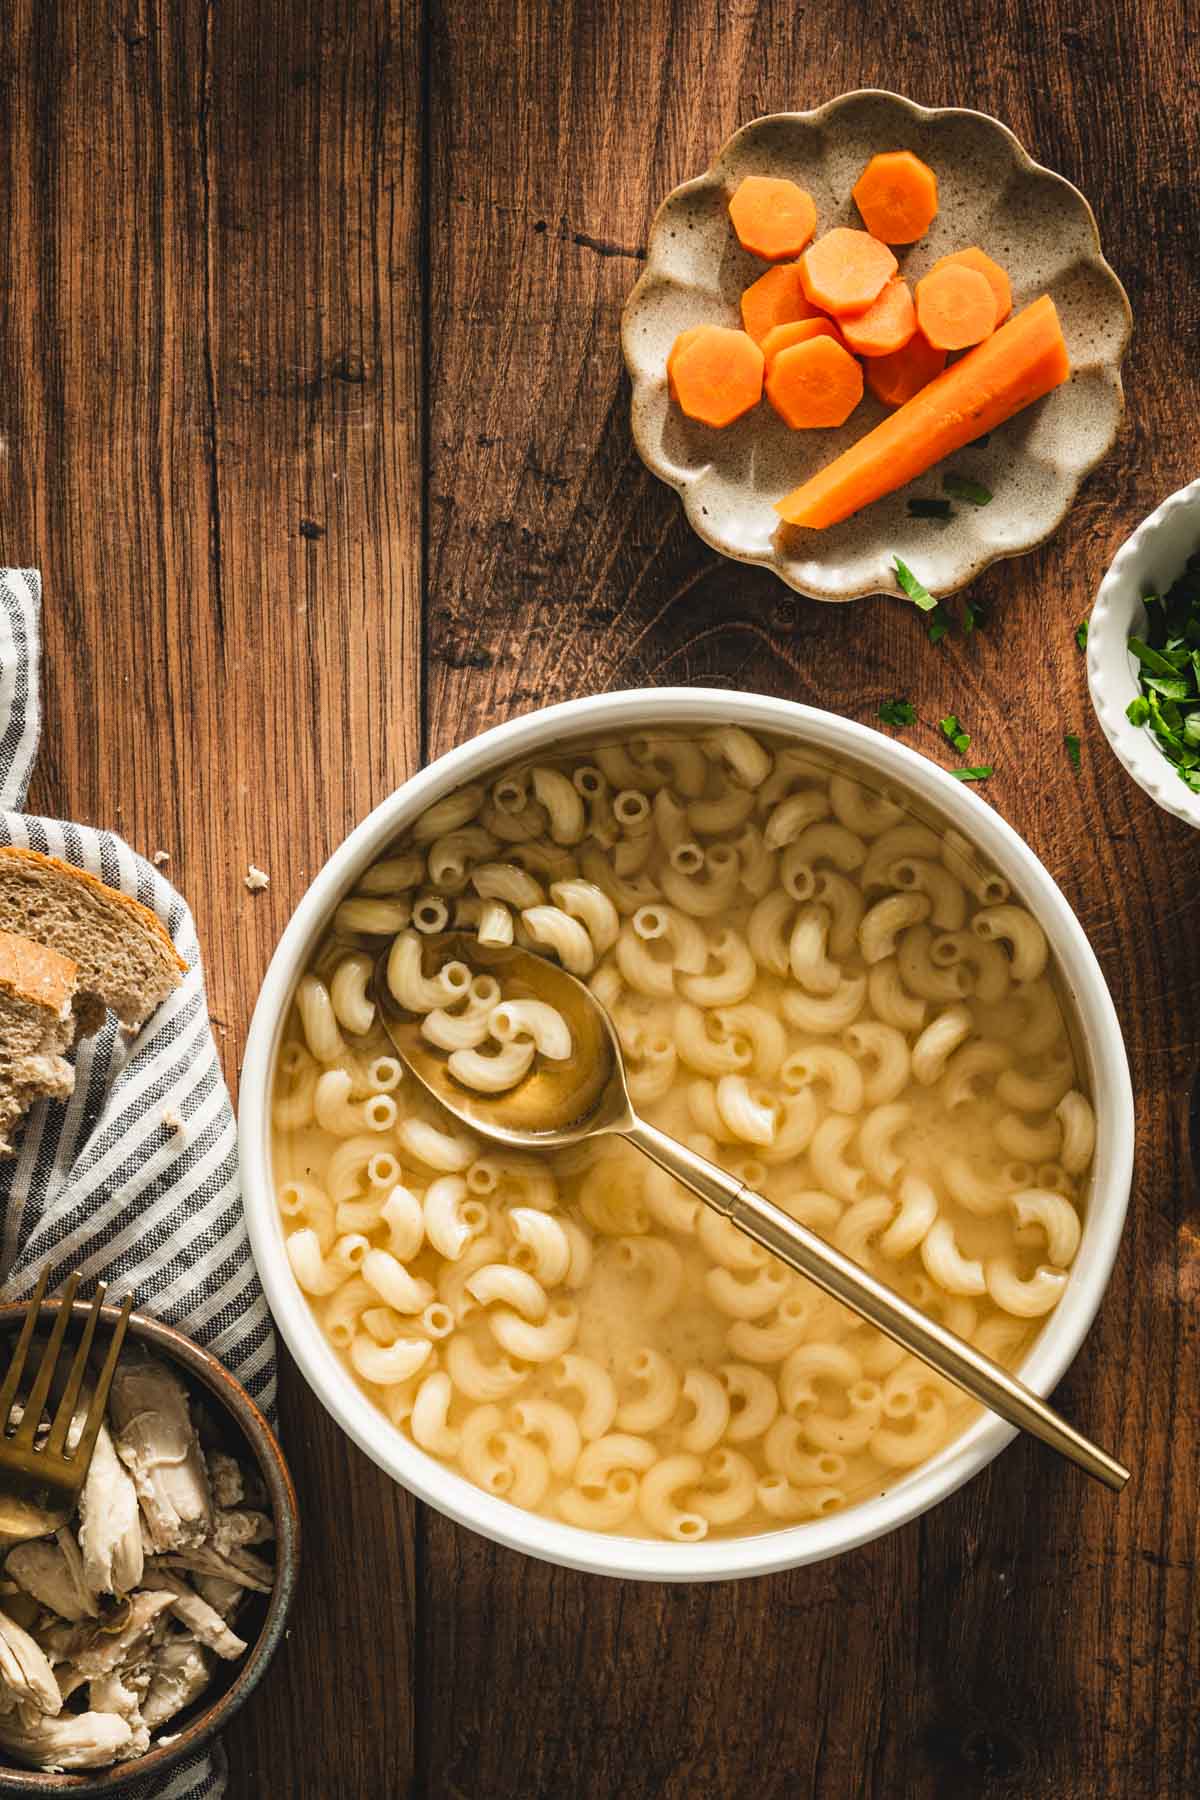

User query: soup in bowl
[239,691,1133,1580]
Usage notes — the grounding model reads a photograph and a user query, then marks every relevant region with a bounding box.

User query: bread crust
[0,848,187,976]
[0,928,79,1015]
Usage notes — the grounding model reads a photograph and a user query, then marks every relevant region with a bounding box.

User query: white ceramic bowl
[1088,475,1200,830]
[240,690,1134,1581]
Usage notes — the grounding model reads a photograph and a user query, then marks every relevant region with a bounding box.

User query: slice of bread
[0,929,79,1156]
[0,848,185,1035]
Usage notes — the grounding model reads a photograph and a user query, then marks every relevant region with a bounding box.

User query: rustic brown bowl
[0,1302,299,1796]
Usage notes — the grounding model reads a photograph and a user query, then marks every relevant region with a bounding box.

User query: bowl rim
[1087,473,1200,830]
[0,1301,298,1796]
[621,88,1133,602]
[239,687,1134,1581]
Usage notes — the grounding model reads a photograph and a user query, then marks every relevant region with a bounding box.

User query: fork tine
[45,1282,107,1459]
[11,1274,80,1449]
[71,1293,134,1467]
[0,1267,51,1434]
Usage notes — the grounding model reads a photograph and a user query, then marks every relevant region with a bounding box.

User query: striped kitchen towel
[1,568,275,1800]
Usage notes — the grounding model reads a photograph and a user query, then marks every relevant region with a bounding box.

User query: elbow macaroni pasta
[273,728,1095,1541]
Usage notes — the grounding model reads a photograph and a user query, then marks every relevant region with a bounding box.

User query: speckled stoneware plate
[622,90,1132,602]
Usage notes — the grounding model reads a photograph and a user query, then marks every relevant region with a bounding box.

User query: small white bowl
[240,690,1134,1582]
[1088,475,1200,830]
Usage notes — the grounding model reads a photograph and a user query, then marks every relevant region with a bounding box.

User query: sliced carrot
[775,295,1070,528]
[669,325,765,427]
[729,176,818,261]
[915,264,997,351]
[766,336,864,430]
[761,316,846,369]
[800,228,898,317]
[839,279,916,358]
[740,264,821,345]
[852,151,939,244]
[929,246,1012,326]
[864,331,947,408]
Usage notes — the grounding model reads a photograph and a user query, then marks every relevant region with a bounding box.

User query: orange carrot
[766,336,864,430]
[800,228,898,317]
[760,317,846,368]
[839,279,916,358]
[851,151,939,244]
[729,176,818,261]
[929,246,1012,326]
[740,264,821,345]
[775,295,1070,528]
[864,331,946,407]
[669,325,765,427]
[915,264,997,350]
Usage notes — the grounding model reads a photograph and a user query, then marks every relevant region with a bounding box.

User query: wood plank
[1,3,424,1794]
[421,2,1200,1796]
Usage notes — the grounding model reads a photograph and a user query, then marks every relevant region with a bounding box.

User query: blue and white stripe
[1,568,275,1799]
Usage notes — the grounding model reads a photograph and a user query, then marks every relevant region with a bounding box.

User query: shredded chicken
[109,1353,212,1552]
[0,1705,134,1770]
[138,1569,247,1661]
[79,1421,144,1596]
[141,1635,210,1730]
[157,1542,274,1593]
[0,1607,62,1715]
[208,1450,244,1509]
[6,1531,98,1622]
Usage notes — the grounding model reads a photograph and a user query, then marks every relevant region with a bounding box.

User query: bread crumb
[163,1107,186,1137]
[244,864,270,893]
[152,849,170,868]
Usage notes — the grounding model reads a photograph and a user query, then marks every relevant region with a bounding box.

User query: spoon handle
[621,1116,1128,1493]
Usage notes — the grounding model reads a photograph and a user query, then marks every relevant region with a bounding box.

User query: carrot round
[729,176,818,261]
[915,264,997,351]
[740,264,821,345]
[668,325,765,427]
[864,331,946,408]
[800,228,898,317]
[852,151,939,244]
[766,336,864,430]
[929,246,1012,326]
[839,279,916,358]
[760,317,846,369]
[775,295,1070,528]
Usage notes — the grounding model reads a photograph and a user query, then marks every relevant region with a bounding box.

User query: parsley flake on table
[939,714,972,753]
[1075,618,1089,651]
[951,766,993,782]
[907,498,954,520]
[927,605,952,645]
[893,556,937,611]
[878,700,917,726]
[1065,732,1081,769]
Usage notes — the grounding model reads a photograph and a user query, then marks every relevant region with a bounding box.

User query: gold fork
[0,1269,134,1546]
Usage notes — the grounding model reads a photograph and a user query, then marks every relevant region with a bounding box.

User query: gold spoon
[376,935,1128,1492]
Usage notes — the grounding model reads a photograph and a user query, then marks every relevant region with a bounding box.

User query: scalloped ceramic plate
[1088,475,1200,830]
[622,91,1132,602]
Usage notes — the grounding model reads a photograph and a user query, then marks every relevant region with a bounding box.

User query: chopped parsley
[878,699,917,727]
[893,556,937,611]
[951,766,993,782]
[1065,732,1081,769]
[1125,554,1200,793]
[1075,618,1089,651]
[943,473,993,506]
[939,714,971,754]
[927,605,952,645]
[907,498,954,520]
[962,597,987,633]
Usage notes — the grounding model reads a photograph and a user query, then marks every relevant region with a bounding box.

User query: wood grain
[2,0,1198,1794]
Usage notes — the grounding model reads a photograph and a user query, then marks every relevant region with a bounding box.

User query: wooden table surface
[3,2,1199,1794]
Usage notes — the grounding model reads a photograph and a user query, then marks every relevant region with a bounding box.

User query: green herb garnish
[951,766,993,782]
[939,714,971,754]
[893,556,937,611]
[943,473,993,506]
[927,605,952,645]
[1075,619,1089,651]
[963,598,987,634]
[1126,558,1200,793]
[878,700,917,727]
[1065,732,1081,769]
[908,498,954,520]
